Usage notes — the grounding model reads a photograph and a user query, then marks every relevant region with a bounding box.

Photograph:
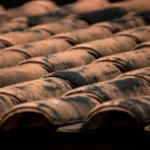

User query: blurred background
[0,0,77,8]
[0,0,129,8]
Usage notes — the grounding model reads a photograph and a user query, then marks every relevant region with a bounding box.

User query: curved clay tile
[18,50,95,72]
[0,14,149,70]
[65,76,150,103]
[112,0,150,12]
[69,26,150,59]
[1,47,150,118]
[131,41,150,50]
[7,1,58,18]
[61,0,109,14]
[94,48,150,71]
[45,62,123,88]
[69,35,137,58]
[0,29,50,48]
[0,64,120,121]
[3,0,148,33]
[29,16,89,36]
[0,94,99,131]
[81,96,150,132]
[116,25,150,43]
[24,0,150,26]
[6,5,125,32]
[6,2,124,34]
[53,26,112,45]
[0,26,150,87]
[0,50,95,87]
[0,16,88,50]
[3,9,150,34]
[1,76,150,131]
[4,2,144,34]
[0,19,28,34]
[94,12,150,33]
[0,37,132,86]
[0,39,72,68]
[0,13,148,68]
[117,67,150,83]
[0,77,73,117]
[15,0,109,27]
[45,47,150,89]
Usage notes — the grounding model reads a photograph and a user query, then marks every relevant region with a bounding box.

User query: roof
[0,0,150,145]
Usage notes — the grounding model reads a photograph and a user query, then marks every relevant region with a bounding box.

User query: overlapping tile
[0,0,150,136]
[0,26,149,88]
[7,0,58,18]
[81,96,150,132]
[7,0,109,27]
[0,16,89,50]
[2,0,149,33]
[1,36,150,121]
[1,73,150,131]
[1,12,149,68]
[23,0,150,26]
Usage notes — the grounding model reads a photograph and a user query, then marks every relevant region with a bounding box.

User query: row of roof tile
[0,26,149,88]
[1,66,150,132]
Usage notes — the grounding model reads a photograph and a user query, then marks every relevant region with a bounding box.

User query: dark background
[0,126,150,149]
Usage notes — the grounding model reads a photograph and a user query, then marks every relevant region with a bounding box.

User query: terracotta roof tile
[0,13,149,69]
[7,1,58,18]
[0,29,50,47]
[1,75,150,131]
[5,0,147,29]
[10,0,109,27]
[61,0,109,14]
[25,0,150,26]
[81,96,150,132]
[0,26,146,88]
[0,16,89,49]
[94,46,150,71]
[65,70,150,101]
[117,66,150,83]
[29,16,89,35]
[0,39,72,68]
[0,19,28,34]
[45,62,122,87]
[1,94,99,131]
[2,0,149,34]
[53,26,112,45]
[1,38,150,120]
[0,0,150,138]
